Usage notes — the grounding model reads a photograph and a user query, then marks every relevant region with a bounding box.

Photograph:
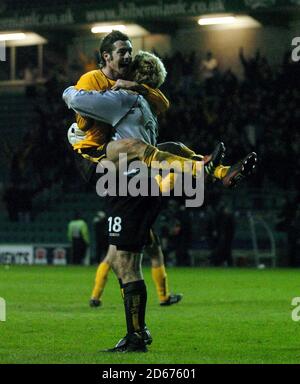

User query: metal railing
[248,211,276,267]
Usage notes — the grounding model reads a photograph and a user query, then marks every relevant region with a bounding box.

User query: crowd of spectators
[2,47,300,222]
[159,48,300,191]
[2,65,79,220]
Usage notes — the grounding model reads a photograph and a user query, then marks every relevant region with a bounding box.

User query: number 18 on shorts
[108,216,122,235]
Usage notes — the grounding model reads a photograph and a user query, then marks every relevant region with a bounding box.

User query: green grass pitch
[0,265,300,364]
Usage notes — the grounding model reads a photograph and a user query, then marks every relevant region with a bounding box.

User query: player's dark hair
[99,30,131,68]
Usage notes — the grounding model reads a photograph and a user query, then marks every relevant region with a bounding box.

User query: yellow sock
[91,262,110,300]
[214,165,230,180]
[152,265,170,302]
[158,142,200,159]
[154,173,178,193]
[143,145,203,177]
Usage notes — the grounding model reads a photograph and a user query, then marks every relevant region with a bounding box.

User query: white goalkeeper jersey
[63,86,158,146]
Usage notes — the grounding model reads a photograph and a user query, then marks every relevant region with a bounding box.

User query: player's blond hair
[131,50,167,88]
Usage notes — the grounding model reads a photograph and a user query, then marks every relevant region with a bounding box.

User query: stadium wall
[0,243,70,265]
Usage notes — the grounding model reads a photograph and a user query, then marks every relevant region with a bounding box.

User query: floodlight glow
[0,33,26,41]
[91,25,127,34]
[198,16,236,26]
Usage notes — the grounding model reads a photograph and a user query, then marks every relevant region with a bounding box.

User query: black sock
[123,280,147,335]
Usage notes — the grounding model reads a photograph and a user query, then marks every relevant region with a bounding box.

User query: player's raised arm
[62,86,138,127]
[142,86,169,114]
[111,79,169,115]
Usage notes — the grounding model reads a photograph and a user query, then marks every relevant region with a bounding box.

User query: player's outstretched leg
[153,141,226,193]
[203,142,226,177]
[107,138,226,178]
[162,141,258,189]
[222,152,258,188]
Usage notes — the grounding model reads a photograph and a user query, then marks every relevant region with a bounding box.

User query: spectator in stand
[199,51,219,82]
[212,204,235,267]
[67,212,90,265]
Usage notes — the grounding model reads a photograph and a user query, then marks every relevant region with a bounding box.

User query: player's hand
[111,79,138,91]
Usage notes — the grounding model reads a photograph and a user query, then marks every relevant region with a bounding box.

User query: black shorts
[73,145,108,184]
[105,194,162,253]
[74,147,162,252]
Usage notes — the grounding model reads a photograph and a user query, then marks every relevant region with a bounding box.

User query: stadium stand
[0,46,299,266]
